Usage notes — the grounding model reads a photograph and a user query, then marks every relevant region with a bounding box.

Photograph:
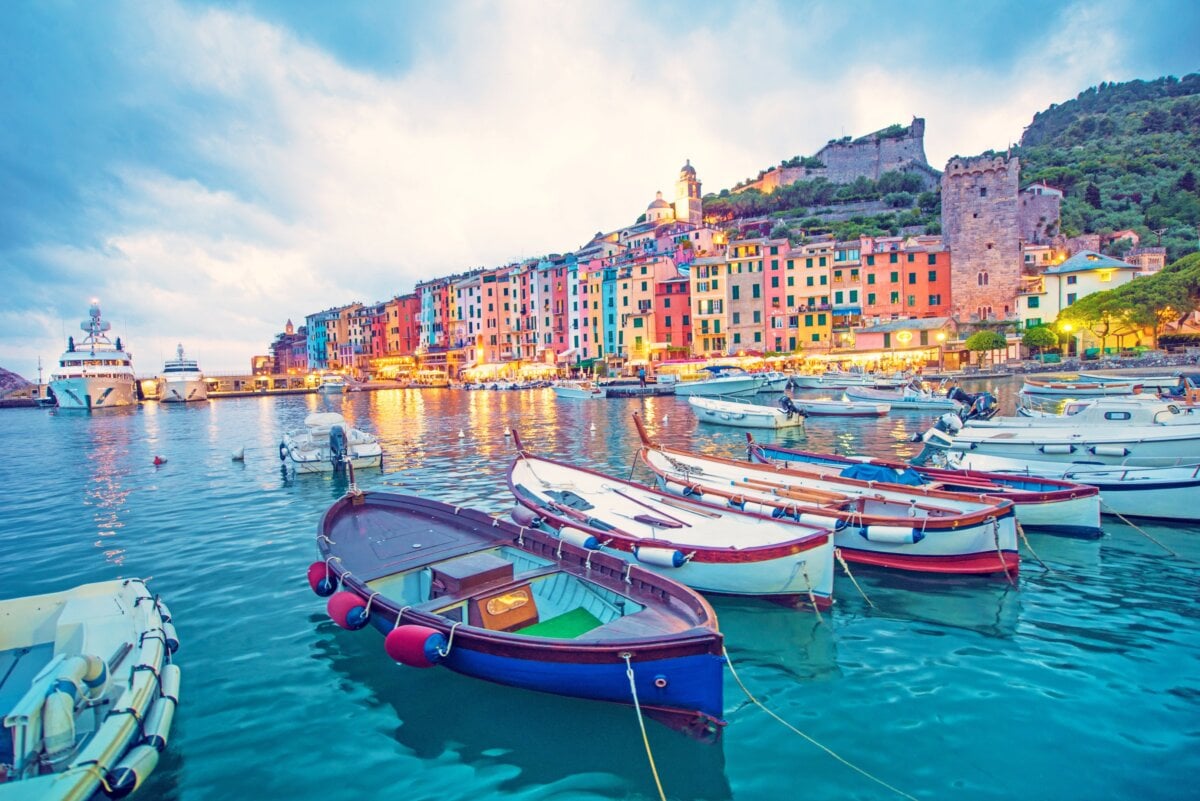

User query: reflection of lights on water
[83,423,133,566]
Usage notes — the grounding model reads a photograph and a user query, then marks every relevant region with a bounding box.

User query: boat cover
[839,463,925,486]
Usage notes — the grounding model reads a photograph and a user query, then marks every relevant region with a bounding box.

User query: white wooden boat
[280,412,383,473]
[787,396,890,417]
[748,438,1103,537]
[788,369,904,389]
[944,452,1200,522]
[951,398,1200,464]
[688,396,805,429]
[632,415,1019,576]
[0,579,180,800]
[844,383,961,411]
[552,381,605,400]
[673,367,762,397]
[507,441,835,608]
[1077,372,1184,394]
[1020,377,1139,396]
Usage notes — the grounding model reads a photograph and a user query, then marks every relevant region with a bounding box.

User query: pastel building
[690,254,727,355]
[1017,250,1141,329]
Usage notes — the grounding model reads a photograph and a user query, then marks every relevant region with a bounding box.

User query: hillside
[1015,73,1200,260]
[0,367,32,398]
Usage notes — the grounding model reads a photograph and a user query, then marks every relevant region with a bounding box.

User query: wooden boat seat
[581,606,695,640]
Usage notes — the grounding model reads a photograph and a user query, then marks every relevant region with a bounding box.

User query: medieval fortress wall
[942,155,1021,321]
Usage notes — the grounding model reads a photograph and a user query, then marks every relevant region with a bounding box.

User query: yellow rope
[834,548,876,608]
[1014,520,1052,573]
[1101,502,1178,557]
[723,647,919,801]
[801,568,824,625]
[622,653,667,801]
[991,518,1015,586]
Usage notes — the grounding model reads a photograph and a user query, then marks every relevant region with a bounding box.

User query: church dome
[679,159,696,177]
[647,191,671,210]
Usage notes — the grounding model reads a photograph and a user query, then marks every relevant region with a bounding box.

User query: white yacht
[317,373,348,394]
[48,301,137,410]
[157,344,208,403]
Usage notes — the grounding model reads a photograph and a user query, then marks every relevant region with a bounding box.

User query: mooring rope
[802,568,824,625]
[990,517,1015,586]
[1101,502,1177,556]
[1014,520,1052,573]
[621,652,667,801]
[723,647,918,801]
[834,548,875,608]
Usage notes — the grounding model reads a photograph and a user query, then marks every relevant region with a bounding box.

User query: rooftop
[858,316,953,334]
[1045,251,1139,275]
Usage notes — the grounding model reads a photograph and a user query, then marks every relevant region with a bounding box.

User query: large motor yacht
[48,301,136,410]
[157,344,208,403]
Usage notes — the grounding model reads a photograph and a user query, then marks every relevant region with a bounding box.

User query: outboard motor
[329,425,348,472]
[778,395,804,420]
[948,387,998,421]
[909,412,964,466]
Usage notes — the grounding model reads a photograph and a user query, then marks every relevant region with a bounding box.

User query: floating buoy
[231,447,245,461]
[306,561,337,596]
[385,625,447,668]
[458,429,465,438]
[152,456,167,466]
[327,591,369,630]
[589,422,596,432]
[662,414,669,423]
[504,429,511,438]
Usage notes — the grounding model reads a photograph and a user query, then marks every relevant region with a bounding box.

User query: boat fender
[797,513,845,532]
[635,546,687,568]
[279,441,288,461]
[558,526,600,550]
[1039,444,1075,454]
[156,600,174,624]
[771,506,800,521]
[682,485,703,498]
[327,591,370,630]
[1090,444,1130,457]
[104,744,160,800]
[141,699,175,753]
[727,497,745,511]
[859,525,923,544]
[81,654,109,701]
[384,625,447,668]
[162,620,180,654]
[42,661,85,764]
[510,505,541,528]
[307,561,337,596]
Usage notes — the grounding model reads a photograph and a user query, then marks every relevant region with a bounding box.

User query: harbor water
[1,380,1197,801]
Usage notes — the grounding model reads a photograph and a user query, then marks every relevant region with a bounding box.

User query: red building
[654,274,691,358]
[860,237,951,322]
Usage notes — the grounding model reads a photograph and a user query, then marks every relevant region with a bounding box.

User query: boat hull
[552,386,605,399]
[49,376,137,409]
[790,398,889,416]
[844,385,960,411]
[950,429,1200,464]
[674,376,762,397]
[159,377,208,402]
[688,397,803,429]
[1021,380,1137,396]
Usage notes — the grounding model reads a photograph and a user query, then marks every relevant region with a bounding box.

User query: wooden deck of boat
[326,499,497,582]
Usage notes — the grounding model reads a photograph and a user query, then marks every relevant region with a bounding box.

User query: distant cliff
[0,367,32,398]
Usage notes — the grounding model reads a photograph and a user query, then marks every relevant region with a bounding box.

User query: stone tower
[674,160,702,225]
[941,155,1021,322]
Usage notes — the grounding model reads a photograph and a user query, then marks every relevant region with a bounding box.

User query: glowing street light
[1059,322,1074,357]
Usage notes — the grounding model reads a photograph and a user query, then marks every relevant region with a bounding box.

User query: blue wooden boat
[308,491,725,740]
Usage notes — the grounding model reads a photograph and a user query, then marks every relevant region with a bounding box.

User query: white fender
[162,621,180,654]
[860,525,922,544]
[142,664,179,753]
[797,513,841,531]
[1039,444,1075,454]
[1091,444,1130,457]
[558,526,600,550]
[104,744,160,799]
[635,546,687,568]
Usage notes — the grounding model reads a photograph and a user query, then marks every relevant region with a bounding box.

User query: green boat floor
[520,607,604,639]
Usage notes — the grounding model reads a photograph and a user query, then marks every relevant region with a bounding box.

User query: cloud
[1,0,1195,378]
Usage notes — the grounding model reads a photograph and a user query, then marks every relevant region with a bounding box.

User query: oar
[604,485,692,528]
[651,496,722,519]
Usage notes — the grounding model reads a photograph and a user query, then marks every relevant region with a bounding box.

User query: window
[1027,296,1040,309]
[1067,275,1078,285]
[867,292,876,305]
[753,311,761,323]
[866,255,875,266]
[664,316,672,328]
[817,314,827,325]
[929,294,942,305]
[787,276,795,286]
[732,285,740,300]
[787,294,794,306]
[928,270,937,281]
[819,257,827,267]
[889,253,898,264]
[819,275,827,286]
[806,276,814,287]
[907,295,916,307]
[835,291,844,304]
[771,276,780,288]
[1104,411,1132,421]
[867,274,876,285]
[732,312,741,324]
[811,333,820,342]
[883,333,891,348]
[1066,293,1077,305]
[633,318,643,328]
[890,271,899,282]
[980,187,987,197]
[804,314,813,327]
[752,284,761,299]
[754,332,761,343]
[849,290,858,303]
[890,291,900,304]
[908,272,917,284]
[664,297,671,308]
[978,271,989,286]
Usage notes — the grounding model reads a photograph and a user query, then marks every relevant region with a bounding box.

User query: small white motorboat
[845,382,961,411]
[280,412,383,473]
[673,366,763,397]
[788,368,903,389]
[755,371,790,392]
[317,373,348,394]
[551,381,605,400]
[688,396,805,429]
[0,579,180,800]
[787,396,890,417]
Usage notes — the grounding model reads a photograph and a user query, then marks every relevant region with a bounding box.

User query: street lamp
[935,331,946,372]
[1060,322,1073,358]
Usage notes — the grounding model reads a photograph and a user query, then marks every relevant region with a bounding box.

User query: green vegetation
[1015,73,1200,260]
[1021,325,1059,356]
[1056,252,1200,349]
[965,330,1009,366]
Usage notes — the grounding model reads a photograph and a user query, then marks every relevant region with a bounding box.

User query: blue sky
[1,0,1197,378]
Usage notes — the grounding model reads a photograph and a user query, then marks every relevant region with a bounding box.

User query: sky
[1,0,1198,379]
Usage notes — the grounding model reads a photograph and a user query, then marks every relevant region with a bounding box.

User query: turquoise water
[1,382,1197,801]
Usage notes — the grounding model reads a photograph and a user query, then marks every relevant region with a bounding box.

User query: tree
[965,330,1009,366]
[769,222,791,240]
[1085,182,1102,209]
[1022,326,1059,357]
[1121,280,1191,348]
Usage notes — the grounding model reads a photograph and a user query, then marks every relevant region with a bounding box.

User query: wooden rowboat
[786,396,890,416]
[310,490,726,740]
[1020,378,1140,396]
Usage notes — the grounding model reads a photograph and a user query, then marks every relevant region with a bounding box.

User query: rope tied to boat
[74,760,115,796]
[360,592,382,619]
[802,568,824,625]
[623,563,634,585]
[989,517,1015,586]
[392,605,412,629]
[318,534,336,546]
[1101,502,1178,557]
[516,526,526,546]
[1014,520,1052,573]
[722,647,919,801]
[620,652,667,801]
[437,622,462,658]
[834,548,875,608]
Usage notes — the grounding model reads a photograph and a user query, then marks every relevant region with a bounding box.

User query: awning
[576,358,600,369]
[556,348,580,363]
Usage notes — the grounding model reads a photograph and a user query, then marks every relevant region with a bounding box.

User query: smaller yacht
[49,301,136,410]
[157,344,208,403]
[317,373,348,394]
[280,412,383,473]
